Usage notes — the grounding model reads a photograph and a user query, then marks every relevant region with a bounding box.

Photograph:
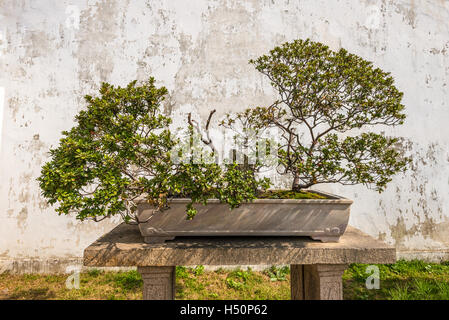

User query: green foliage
[217,164,271,210]
[87,269,103,278]
[266,266,289,282]
[193,265,205,276]
[108,270,142,291]
[172,162,270,219]
[38,78,174,222]
[226,277,245,290]
[38,78,270,221]
[223,39,409,192]
[226,268,258,290]
[176,266,190,279]
[389,284,411,300]
[389,279,449,300]
[343,260,449,300]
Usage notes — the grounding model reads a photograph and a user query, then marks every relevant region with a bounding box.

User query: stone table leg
[290,264,305,300]
[302,264,348,300]
[137,266,175,300]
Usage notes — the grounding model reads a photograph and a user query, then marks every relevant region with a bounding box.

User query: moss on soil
[256,190,327,199]
[169,189,328,200]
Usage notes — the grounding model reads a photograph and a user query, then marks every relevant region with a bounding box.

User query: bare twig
[187,109,218,155]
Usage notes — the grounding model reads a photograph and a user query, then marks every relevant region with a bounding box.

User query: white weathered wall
[1,0,449,272]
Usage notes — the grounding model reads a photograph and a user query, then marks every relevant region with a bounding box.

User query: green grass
[265,265,290,282]
[1,260,449,300]
[343,260,449,300]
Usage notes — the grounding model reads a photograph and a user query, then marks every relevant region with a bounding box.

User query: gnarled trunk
[292,172,313,191]
[292,173,301,191]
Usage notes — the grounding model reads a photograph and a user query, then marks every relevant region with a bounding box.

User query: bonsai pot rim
[137,189,353,205]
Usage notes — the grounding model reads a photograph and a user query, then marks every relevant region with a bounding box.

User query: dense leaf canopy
[223,39,408,191]
[38,79,269,222]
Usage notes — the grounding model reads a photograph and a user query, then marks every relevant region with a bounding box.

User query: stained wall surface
[1,0,449,272]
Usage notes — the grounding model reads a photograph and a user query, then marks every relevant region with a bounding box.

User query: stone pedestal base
[85,225,395,301]
[137,266,175,300]
[291,264,347,300]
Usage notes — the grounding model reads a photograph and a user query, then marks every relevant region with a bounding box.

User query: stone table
[83,223,395,300]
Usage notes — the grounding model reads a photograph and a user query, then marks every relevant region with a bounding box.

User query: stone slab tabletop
[83,223,396,267]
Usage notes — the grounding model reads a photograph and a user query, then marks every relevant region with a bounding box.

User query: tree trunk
[292,173,301,191]
[292,173,312,191]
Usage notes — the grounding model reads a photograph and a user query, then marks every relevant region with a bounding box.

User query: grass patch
[1,260,449,300]
[106,270,142,291]
[343,260,449,300]
[0,270,142,300]
[265,266,289,282]
[86,268,103,278]
[176,266,290,300]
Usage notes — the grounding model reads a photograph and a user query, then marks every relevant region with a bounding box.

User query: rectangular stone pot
[137,190,352,243]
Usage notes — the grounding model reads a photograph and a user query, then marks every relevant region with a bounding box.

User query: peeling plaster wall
[1,0,449,271]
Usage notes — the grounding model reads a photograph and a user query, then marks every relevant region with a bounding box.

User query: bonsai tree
[222,39,408,192]
[38,78,269,222]
[38,39,409,225]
